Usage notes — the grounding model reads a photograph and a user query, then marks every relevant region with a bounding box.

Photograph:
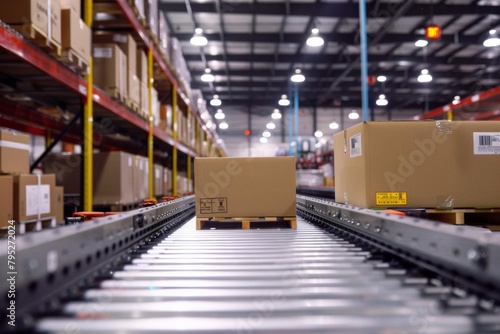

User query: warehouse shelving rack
[0,0,224,212]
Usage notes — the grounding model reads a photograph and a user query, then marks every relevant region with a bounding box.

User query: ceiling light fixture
[415,39,429,47]
[263,130,271,138]
[291,69,305,83]
[260,137,268,144]
[279,94,290,106]
[218,121,228,130]
[200,68,215,82]
[214,109,225,120]
[483,29,500,47]
[348,110,359,120]
[210,95,222,106]
[418,69,433,83]
[376,94,388,106]
[329,122,339,130]
[314,130,323,138]
[271,108,282,119]
[266,122,276,130]
[452,95,461,105]
[377,75,387,82]
[306,28,324,47]
[190,28,208,46]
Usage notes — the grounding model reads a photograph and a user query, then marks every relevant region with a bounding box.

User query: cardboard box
[0,0,61,44]
[334,121,500,208]
[60,0,80,18]
[13,174,56,222]
[133,0,145,20]
[163,168,171,195]
[93,34,137,72]
[195,157,296,218]
[94,152,135,205]
[158,11,169,55]
[93,44,128,99]
[55,186,64,223]
[0,175,14,228]
[61,9,91,63]
[0,129,30,174]
[137,50,148,84]
[154,164,163,196]
[144,0,158,37]
[129,69,141,107]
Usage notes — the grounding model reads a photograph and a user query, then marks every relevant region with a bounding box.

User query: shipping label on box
[195,157,296,218]
[13,174,56,222]
[26,184,51,216]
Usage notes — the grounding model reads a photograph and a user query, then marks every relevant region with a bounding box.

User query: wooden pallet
[11,23,62,56]
[104,87,127,104]
[425,208,500,225]
[196,217,297,230]
[56,48,89,74]
[15,217,57,234]
[126,98,140,113]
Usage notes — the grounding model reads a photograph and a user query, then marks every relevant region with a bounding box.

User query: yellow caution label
[376,192,407,206]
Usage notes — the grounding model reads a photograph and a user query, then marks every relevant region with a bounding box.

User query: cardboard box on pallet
[94,152,135,205]
[144,0,158,37]
[54,186,64,223]
[0,0,62,45]
[13,174,56,222]
[61,9,91,64]
[94,34,137,73]
[163,168,171,195]
[154,164,163,197]
[0,175,14,228]
[334,121,500,209]
[132,0,145,21]
[195,157,296,218]
[129,69,141,109]
[60,0,81,18]
[158,11,169,56]
[132,155,149,202]
[93,44,128,100]
[0,129,30,174]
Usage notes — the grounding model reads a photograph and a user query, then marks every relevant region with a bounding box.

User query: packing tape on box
[0,140,30,151]
[436,195,455,209]
[435,120,453,134]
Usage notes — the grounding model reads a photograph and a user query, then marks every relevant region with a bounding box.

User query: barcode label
[473,132,500,155]
[349,133,362,158]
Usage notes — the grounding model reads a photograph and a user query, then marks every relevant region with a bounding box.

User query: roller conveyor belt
[1,195,500,333]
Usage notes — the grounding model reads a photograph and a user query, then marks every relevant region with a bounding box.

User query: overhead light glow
[291,69,305,83]
[377,75,387,82]
[329,122,339,130]
[214,109,225,120]
[452,95,461,105]
[271,108,282,119]
[418,69,433,83]
[219,121,228,130]
[210,95,222,106]
[260,137,268,144]
[306,28,324,47]
[279,94,290,106]
[415,39,429,47]
[314,130,323,138]
[348,110,359,120]
[263,131,271,138]
[190,28,208,46]
[266,122,276,130]
[201,68,215,82]
[376,94,388,106]
[483,29,500,47]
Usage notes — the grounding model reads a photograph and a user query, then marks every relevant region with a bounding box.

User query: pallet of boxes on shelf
[93,43,128,102]
[0,0,62,56]
[136,49,149,119]
[143,0,159,42]
[0,130,62,234]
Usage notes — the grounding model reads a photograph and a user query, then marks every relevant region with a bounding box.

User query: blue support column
[359,0,369,121]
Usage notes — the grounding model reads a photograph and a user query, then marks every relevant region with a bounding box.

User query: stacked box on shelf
[152,87,160,127]
[168,37,191,96]
[93,44,128,101]
[163,168,171,196]
[60,9,91,69]
[153,164,164,197]
[60,0,80,17]
[144,0,159,38]
[132,155,149,202]
[137,49,149,118]
[93,152,135,205]
[158,11,169,59]
[94,34,139,109]
[0,0,62,50]
[0,175,14,228]
[131,0,145,22]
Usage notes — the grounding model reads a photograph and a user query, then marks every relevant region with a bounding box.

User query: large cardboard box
[44,153,81,193]
[163,168,171,195]
[0,129,30,174]
[158,11,169,55]
[93,34,137,72]
[144,0,158,37]
[334,121,500,209]
[60,0,81,18]
[94,152,135,205]
[154,164,163,196]
[0,175,14,228]
[0,0,61,44]
[129,69,141,108]
[61,9,91,63]
[195,157,296,218]
[13,174,56,222]
[93,44,128,99]
[54,186,64,223]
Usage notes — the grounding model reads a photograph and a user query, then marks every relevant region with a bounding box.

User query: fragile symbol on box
[200,198,228,214]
